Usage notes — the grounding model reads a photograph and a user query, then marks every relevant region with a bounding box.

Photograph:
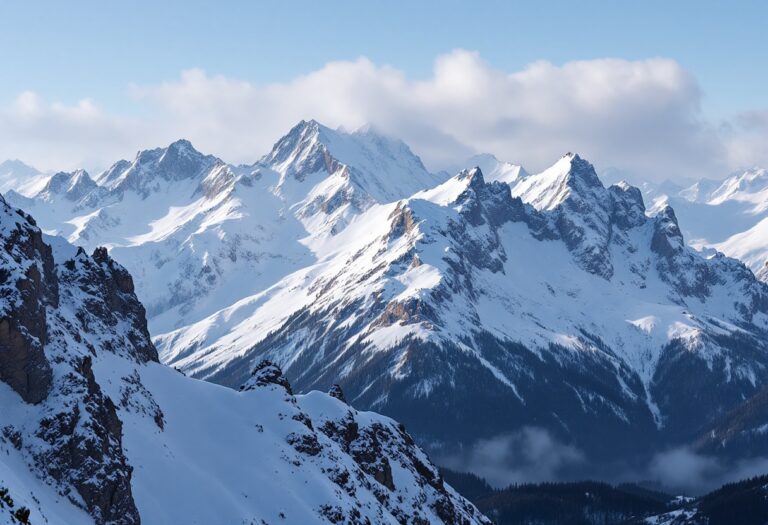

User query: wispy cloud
[439,430,768,495]
[437,427,585,488]
[0,51,765,180]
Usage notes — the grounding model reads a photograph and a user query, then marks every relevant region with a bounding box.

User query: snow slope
[156,154,768,460]
[0,160,49,197]
[640,167,768,279]
[0,194,488,525]
[5,122,445,335]
[5,123,768,466]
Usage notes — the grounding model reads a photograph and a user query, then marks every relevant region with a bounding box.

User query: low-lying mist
[437,426,768,496]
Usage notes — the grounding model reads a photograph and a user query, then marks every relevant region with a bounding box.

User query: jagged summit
[259,119,444,204]
[96,139,222,195]
[39,169,97,201]
[457,166,484,184]
[511,152,603,211]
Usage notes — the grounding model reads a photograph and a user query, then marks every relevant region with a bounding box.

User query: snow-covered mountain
[5,121,445,335]
[640,168,768,279]
[157,151,768,461]
[446,154,527,186]
[0,194,488,525]
[0,160,49,197]
[5,122,768,470]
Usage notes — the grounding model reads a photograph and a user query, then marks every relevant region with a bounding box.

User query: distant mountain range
[3,120,768,475]
[638,168,768,280]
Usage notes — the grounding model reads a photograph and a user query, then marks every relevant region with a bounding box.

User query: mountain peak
[511,152,603,212]
[166,138,196,154]
[261,120,442,203]
[131,139,208,165]
[457,166,486,189]
[0,159,41,176]
[260,119,333,176]
[40,169,97,201]
[557,152,600,183]
[97,139,221,194]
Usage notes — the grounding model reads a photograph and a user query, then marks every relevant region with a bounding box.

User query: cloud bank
[0,50,765,180]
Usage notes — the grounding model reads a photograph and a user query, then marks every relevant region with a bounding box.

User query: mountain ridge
[0,192,489,525]
[4,121,768,475]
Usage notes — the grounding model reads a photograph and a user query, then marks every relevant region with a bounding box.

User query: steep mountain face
[640,167,768,280]
[5,121,444,336]
[157,152,768,462]
[6,122,768,472]
[0,195,488,524]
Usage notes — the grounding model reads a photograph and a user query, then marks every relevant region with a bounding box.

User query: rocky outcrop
[35,356,139,525]
[61,247,158,364]
[328,384,347,403]
[650,205,684,259]
[0,203,56,404]
[240,360,293,394]
[0,197,157,524]
[242,368,492,525]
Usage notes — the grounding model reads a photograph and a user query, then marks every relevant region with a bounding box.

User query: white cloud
[0,91,147,172]
[0,50,766,180]
[723,109,768,170]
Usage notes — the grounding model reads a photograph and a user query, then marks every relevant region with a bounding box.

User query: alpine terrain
[5,120,768,471]
[0,193,489,524]
[639,168,768,281]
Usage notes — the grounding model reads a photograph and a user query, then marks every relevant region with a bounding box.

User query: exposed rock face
[187,159,768,466]
[0,195,489,524]
[242,368,492,525]
[650,206,684,259]
[240,360,293,394]
[35,356,139,525]
[328,384,347,403]
[0,201,55,404]
[66,247,158,363]
[0,196,154,524]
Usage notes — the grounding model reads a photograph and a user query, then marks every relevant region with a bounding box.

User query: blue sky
[1,0,765,116]
[0,1,766,179]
